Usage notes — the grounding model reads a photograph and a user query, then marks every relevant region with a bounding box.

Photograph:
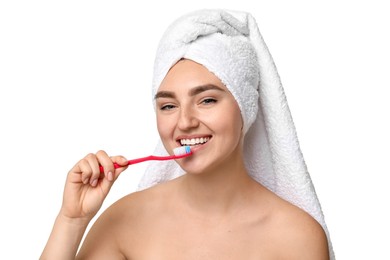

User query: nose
[177,105,199,130]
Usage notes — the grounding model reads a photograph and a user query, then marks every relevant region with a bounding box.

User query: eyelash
[158,97,218,111]
[200,98,217,105]
[159,104,176,111]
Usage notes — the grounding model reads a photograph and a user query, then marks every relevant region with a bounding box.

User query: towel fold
[138,9,334,259]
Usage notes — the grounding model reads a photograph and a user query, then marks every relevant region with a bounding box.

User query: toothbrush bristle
[173,146,192,156]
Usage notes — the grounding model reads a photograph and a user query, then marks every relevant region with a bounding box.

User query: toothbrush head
[173,146,192,157]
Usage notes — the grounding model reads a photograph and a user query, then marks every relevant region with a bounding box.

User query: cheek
[224,106,243,141]
[224,100,242,124]
[203,106,242,136]
[156,116,167,138]
[230,111,244,136]
[156,114,176,141]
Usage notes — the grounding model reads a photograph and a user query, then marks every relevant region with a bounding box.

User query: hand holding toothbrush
[41,150,129,259]
[60,150,129,222]
[41,146,192,259]
[60,146,191,221]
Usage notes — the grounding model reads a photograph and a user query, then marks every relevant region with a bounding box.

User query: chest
[122,218,275,260]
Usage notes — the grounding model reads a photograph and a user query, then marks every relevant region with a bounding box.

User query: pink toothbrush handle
[99,153,191,173]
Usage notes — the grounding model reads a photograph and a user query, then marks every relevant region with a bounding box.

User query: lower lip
[187,140,209,154]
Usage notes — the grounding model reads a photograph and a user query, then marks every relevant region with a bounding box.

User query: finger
[75,157,93,184]
[84,153,102,187]
[99,155,128,193]
[113,155,129,167]
[96,150,114,179]
[111,155,129,180]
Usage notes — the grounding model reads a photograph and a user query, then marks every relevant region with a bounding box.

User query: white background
[1,1,389,259]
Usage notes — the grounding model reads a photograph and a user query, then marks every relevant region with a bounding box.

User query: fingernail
[91,179,98,187]
[107,171,113,181]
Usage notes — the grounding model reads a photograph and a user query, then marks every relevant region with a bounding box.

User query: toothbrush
[99,146,192,173]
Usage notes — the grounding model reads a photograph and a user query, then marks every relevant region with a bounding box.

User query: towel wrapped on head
[139,9,334,259]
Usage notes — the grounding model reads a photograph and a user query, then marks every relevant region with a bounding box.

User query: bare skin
[77,175,329,259]
[41,60,329,259]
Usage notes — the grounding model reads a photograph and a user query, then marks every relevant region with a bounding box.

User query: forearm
[40,214,91,260]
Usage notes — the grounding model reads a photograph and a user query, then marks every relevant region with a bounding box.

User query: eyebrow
[154,84,225,100]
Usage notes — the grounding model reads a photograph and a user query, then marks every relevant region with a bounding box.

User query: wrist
[57,211,92,228]
[40,212,91,259]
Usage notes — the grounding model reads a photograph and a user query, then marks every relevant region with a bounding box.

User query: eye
[159,104,177,111]
[201,98,217,105]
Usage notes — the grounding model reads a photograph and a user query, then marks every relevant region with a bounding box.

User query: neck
[178,156,256,216]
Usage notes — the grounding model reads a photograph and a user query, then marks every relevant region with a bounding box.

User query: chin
[179,159,221,176]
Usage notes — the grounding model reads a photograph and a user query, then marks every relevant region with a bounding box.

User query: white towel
[138,9,334,259]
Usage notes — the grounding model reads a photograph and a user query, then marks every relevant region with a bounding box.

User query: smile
[179,136,210,146]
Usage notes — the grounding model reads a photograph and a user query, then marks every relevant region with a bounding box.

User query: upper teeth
[180,137,210,146]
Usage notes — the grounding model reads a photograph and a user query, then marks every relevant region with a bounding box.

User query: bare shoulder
[77,183,171,259]
[97,181,172,233]
[267,193,330,259]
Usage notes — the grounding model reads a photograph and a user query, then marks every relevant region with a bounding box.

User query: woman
[41,9,334,259]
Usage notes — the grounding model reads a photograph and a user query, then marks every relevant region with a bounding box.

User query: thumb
[100,156,128,194]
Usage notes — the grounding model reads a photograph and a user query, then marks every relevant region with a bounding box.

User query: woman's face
[155,59,243,174]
